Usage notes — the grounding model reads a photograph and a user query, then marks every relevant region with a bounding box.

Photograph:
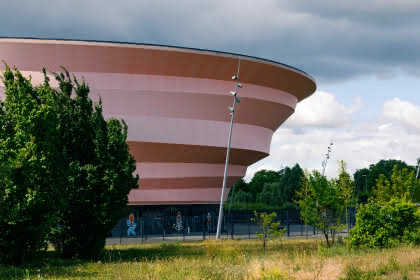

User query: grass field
[1,239,419,279]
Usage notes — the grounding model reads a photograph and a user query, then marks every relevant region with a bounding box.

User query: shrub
[349,199,420,248]
[0,67,64,265]
[0,66,138,263]
[48,69,138,259]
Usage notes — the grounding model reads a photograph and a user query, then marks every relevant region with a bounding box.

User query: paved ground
[105,232,349,245]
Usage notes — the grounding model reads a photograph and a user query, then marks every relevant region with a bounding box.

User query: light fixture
[216,60,242,240]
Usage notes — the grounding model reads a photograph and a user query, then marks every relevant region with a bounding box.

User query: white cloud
[245,95,420,181]
[383,98,420,132]
[285,91,361,129]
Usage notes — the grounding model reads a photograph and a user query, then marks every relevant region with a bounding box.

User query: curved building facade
[0,38,316,206]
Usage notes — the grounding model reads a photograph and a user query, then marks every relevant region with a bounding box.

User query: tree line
[229,159,419,210]
[245,160,420,248]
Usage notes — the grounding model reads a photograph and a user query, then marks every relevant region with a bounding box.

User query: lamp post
[321,140,333,176]
[216,62,241,240]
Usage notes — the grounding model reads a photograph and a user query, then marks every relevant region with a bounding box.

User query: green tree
[252,211,286,249]
[296,170,346,247]
[336,161,355,232]
[251,165,304,207]
[278,164,304,205]
[374,165,420,203]
[256,183,276,205]
[48,69,138,259]
[0,66,65,265]
[354,159,414,203]
[228,179,249,202]
[248,170,282,201]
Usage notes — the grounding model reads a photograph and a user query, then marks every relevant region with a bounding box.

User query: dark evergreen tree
[0,66,138,263]
[49,69,139,259]
[0,66,65,265]
[248,170,282,200]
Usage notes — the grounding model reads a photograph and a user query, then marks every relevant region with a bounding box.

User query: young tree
[374,165,420,203]
[0,66,65,265]
[336,161,355,233]
[252,211,286,249]
[296,171,346,247]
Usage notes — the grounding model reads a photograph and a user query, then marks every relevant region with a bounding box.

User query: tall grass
[1,240,419,279]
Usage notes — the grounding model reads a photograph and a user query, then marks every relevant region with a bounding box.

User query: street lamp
[216,61,241,240]
[321,140,333,176]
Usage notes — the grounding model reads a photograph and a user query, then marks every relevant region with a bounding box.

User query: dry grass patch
[1,239,419,279]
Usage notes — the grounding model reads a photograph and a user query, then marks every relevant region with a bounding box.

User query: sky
[1,0,420,179]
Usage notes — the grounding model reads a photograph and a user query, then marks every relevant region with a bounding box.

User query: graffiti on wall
[127,213,137,236]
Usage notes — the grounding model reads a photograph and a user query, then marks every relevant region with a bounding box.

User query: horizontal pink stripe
[135,163,246,179]
[1,71,297,113]
[128,187,231,204]
[117,116,273,154]
[0,39,316,100]
[49,72,297,108]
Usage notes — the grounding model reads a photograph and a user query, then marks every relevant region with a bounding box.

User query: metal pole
[216,61,241,240]
[227,183,236,222]
[227,182,237,237]
[361,174,367,194]
[416,158,420,180]
[216,101,236,239]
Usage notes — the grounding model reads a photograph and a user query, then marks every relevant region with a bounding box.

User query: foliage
[351,163,420,249]
[227,178,249,199]
[47,69,138,259]
[0,66,138,263]
[231,189,253,204]
[336,161,355,207]
[374,165,420,203]
[0,66,65,265]
[296,170,347,247]
[248,170,282,200]
[353,159,415,203]
[229,202,288,211]
[229,164,304,208]
[336,160,355,233]
[251,211,286,249]
[349,199,420,248]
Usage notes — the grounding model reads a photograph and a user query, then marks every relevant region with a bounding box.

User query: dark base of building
[129,204,222,218]
[111,204,227,237]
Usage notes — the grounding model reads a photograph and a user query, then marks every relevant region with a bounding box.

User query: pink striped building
[0,38,316,208]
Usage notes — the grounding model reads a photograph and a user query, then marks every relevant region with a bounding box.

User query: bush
[0,66,138,263]
[349,199,420,248]
[0,67,64,265]
[48,70,138,259]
